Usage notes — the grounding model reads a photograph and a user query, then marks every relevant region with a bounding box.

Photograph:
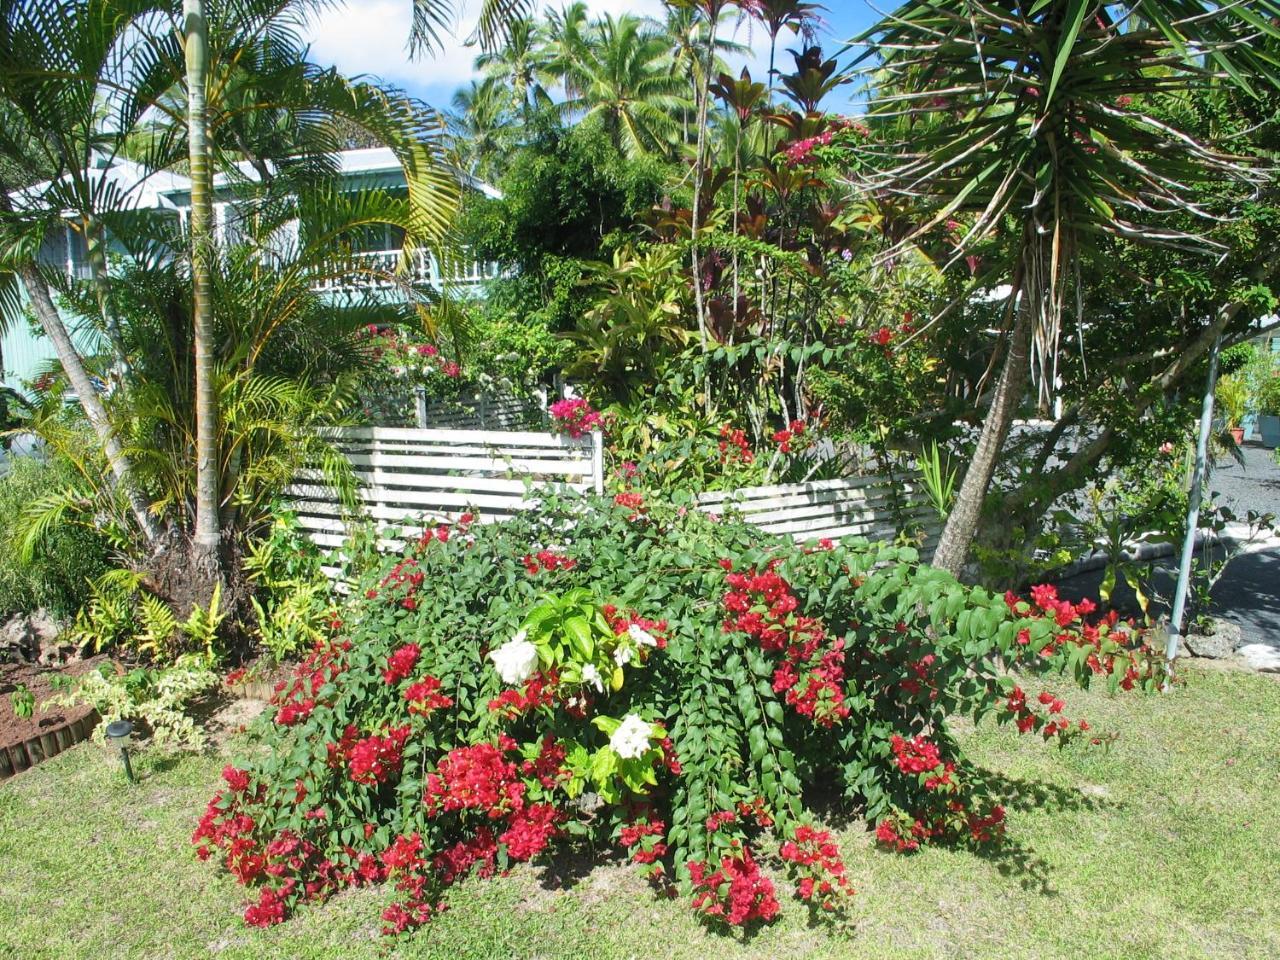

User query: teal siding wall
[1,322,58,388]
[1,314,103,390]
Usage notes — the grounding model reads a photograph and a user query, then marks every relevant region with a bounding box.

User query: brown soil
[0,656,111,750]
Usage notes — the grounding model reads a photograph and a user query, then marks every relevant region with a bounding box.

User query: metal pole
[119,745,136,784]
[1165,333,1223,682]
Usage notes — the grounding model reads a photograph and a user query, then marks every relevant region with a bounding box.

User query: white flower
[488,631,538,685]
[581,663,604,692]
[628,623,658,648]
[609,713,653,760]
[613,645,634,666]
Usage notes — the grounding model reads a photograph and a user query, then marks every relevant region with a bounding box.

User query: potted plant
[1216,374,1248,445]
[1257,374,1280,448]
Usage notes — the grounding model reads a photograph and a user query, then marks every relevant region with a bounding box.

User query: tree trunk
[16,263,161,544]
[184,0,221,570]
[931,294,1033,576]
[83,216,132,377]
[688,6,720,407]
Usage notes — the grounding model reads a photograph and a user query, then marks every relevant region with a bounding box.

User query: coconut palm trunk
[17,262,161,543]
[184,0,221,568]
[688,4,720,407]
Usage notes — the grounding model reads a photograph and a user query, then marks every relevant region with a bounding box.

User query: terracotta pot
[1229,427,1245,445]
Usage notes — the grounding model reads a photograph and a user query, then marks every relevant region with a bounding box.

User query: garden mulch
[0,655,109,752]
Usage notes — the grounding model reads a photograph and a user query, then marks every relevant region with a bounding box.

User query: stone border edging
[0,710,100,781]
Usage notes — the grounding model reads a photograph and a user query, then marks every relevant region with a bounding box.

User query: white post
[1165,333,1223,684]
[414,387,428,428]
[591,430,604,495]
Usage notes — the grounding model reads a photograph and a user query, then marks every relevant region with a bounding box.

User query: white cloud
[303,0,779,100]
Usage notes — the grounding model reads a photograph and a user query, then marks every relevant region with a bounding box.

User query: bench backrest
[696,475,940,551]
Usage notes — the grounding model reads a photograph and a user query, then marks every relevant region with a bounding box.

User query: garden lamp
[105,720,136,784]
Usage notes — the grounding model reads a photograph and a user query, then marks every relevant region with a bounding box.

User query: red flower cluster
[271,638,350,721]
[378,834,439,935]
[244,881,293,927]
[689,846,781,927]
[1004,685,1089,740]
[778,825,853,911]
[500,803,561,860]
[487,670,557,717]
[899,653,938,699]
[519,735,569,789]
[890,735,956,790]
[383,643,421,685]
[345,726,412,786]
[521,550,577,575]
[375,560,425,611]
[718,424,755,465]
[771,419,808,454]
[874,817,926,853]
[613,491,646,520]
[405,676,453,717]
[422,739,563,887]
[1005,585,1161,691]
[548,397,603,438]
[424,740,525,818]
[603,605,670,651]
[722,565,850,726]
[783,128,836,166]
[890,734,941,774]
[619,817,668,868]
[274,698,315,727]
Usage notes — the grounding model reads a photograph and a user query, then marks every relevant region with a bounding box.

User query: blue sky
[301,1,881,114]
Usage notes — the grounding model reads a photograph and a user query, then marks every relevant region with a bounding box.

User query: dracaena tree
[851,0,1280,576]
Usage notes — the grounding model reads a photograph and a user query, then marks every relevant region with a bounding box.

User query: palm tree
[0,0,475,588]
[475,17,553,122]
[409,0,535,57]
[854,1,1280,575]
[740,1,821,94]
[558,14,690,158]
[448,78,515,179]
[183,0,220,570]
[657,4,749,142]
[543,2,592,99]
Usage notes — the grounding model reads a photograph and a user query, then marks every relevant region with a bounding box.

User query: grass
[1,662,1278,960]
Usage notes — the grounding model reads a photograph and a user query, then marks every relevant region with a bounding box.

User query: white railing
[312,249,501,294]
[289,426,604,566]
[697,475,941,552]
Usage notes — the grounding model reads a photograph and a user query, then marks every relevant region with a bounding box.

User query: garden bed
[0,656,108,779]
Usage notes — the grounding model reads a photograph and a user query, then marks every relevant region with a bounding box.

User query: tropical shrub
[193,491,1164,935]
[245,513,341,665]
[46,656,219,750]
[0,454,112,618]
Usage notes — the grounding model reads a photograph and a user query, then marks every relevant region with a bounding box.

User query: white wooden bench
[288,426,602,572]
[697,475,940,551]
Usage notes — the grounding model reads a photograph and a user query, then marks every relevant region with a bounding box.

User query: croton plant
[194,490,1165,935]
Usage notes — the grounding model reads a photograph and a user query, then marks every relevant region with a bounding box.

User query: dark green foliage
[0,454,111,618]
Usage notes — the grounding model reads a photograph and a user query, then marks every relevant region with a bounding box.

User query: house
[0,147,501,389]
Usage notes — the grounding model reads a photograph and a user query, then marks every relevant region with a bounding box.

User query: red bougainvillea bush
[194,490,1166,935]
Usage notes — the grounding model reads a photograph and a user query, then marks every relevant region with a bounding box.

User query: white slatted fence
[289,427,603,566]
[697,474,941,550]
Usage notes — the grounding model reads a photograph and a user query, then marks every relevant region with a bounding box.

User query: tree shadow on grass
[533,841,613,892]
[803,767,1116,895]
[968,765,1118,816]
[965,765,1120,895]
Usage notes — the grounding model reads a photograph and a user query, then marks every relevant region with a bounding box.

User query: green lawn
[1,663,1277,960]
